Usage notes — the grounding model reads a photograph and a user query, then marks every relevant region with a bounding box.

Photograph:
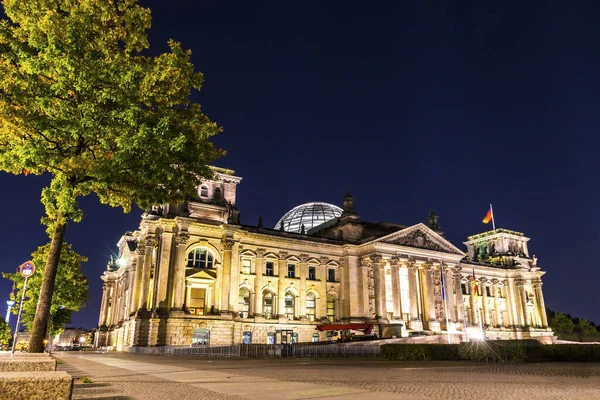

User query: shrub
[381,344,459,361]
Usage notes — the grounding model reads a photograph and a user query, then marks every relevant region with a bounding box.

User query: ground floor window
[188,288,206,315]
[267,332,275,344]
[242,331,252,344]
[263,291,274,318]
[326,294,336,321]
[312,333,319,342]
[238,288,250,318]
[285,292,295,320]
[192,328,210,346]
[306,293,316,321]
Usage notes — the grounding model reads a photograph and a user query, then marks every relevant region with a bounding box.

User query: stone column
[277,252,287,318]
[299,254,308,319]
[407,261,420,329]
[371,255,384,320]
[442,265,455,322]
[130,248,145,315]
[359,258,370,317]
[533,279,548,327]
[452,267,464,324]
[214,263,223,311]
[104,283,113,326]
[422,263,436,324]
[171,233,189,311]
[516,279,530,326]
[138,236,157,311]
[155,232,174,311]
[254,249,265,316]
[390,257,402,320]
[221,238,235,312]
[492,279,501,327]
[481,277,490,326]
[99,283,109,326]
[504,279,516,327]
[111,281,122,325]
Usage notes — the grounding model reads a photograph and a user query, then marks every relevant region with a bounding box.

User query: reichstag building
[95,167,553,349]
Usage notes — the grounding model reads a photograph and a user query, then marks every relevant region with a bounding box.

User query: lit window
[238,288,250,318]
[187,248,214,269]
[263,291,274,319]
[265,261,274,276]
[287,264,296,278]
[200,185,208,198]
[285,292,295,319]
[326,294,336,321]
[267,332,275,344]
[188,288,206,315]
[241,259,251,274]
[306,293,316,321]
[308,266,316,280]
[327,269,335,282]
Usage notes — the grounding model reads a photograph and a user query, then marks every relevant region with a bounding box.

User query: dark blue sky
[1,1,599,329]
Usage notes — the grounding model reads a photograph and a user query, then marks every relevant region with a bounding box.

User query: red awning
[316,323,373,332]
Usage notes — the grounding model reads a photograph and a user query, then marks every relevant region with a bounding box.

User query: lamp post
[11,261,35,357]
[5,300,15,325]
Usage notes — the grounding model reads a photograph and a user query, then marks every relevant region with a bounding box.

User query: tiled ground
[57,352,600,400]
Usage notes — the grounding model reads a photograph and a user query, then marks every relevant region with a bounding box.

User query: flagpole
[490,203,496,230]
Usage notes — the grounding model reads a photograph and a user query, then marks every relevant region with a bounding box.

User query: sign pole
[11,261,36,357]
[11,276,28,357]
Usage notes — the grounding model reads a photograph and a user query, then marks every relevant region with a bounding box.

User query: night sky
[1,1,599,330]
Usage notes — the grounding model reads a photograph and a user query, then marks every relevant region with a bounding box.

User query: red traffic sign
[19,261,36,278]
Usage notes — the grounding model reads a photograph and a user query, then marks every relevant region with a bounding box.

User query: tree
[3,242,88,337]
[548,312,575,337]
[0,0,223,352]
[576,319,599,338]
[0,317,11,348]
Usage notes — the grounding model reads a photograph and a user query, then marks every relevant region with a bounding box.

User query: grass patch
[78,376,93,384]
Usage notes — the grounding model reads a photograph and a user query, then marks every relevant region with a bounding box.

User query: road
[56,352,600,400]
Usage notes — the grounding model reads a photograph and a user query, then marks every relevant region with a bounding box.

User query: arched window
[214,187,222,200]
[200,185,208,198]
[285,291,295,320]
[187,248,214,269]
[263,290,274,319]
[326,294,336,321]
[306,292,316,321]
[238,288,250,318]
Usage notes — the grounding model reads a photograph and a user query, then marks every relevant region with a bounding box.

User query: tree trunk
[28,219,67,353]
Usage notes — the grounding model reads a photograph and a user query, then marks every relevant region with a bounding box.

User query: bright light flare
[466,326,484,341]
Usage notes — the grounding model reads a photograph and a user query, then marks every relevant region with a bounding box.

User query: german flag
[482,208,493,224]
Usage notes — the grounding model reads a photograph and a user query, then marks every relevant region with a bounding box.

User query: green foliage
[549,312,576,337]
[2,242,88,336]
[0,317,11,346]
[78,376,93,384]
[0,0,223,226]
[382,341,600,363]
[577,319,599,337]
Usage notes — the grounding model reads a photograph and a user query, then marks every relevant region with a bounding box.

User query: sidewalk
[56,352,426,400]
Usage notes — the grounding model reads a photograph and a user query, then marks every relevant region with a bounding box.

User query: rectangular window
[327,298,335,321]
[306,296,316,321]
[327,268,335,282]
[241,259,251,274]
[486,286,492,297]
[308,266,316,280]
[287,264,296,278]
[267,332,275,345]
[265,261,274,277]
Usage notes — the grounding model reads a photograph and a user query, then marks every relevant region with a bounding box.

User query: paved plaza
[56,352,600,400]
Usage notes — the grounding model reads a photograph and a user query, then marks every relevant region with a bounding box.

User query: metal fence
[128,343,381,358]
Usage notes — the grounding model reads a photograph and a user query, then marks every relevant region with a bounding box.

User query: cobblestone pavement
[56,352,600,400]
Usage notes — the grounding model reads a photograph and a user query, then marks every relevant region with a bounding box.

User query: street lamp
[5,300,15,325]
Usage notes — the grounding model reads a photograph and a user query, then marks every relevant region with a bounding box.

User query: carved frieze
[256,248,266,258]
[222,238,235,251]
[145,236,158,248]
[385,229,453,253]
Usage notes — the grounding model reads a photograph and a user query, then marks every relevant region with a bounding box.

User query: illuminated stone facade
[95,167,553,350]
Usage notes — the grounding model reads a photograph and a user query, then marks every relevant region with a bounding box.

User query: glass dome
[275,202,343,233]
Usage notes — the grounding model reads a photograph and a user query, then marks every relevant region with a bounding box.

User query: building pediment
[185,268,217,282]
[375,223,465,256]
